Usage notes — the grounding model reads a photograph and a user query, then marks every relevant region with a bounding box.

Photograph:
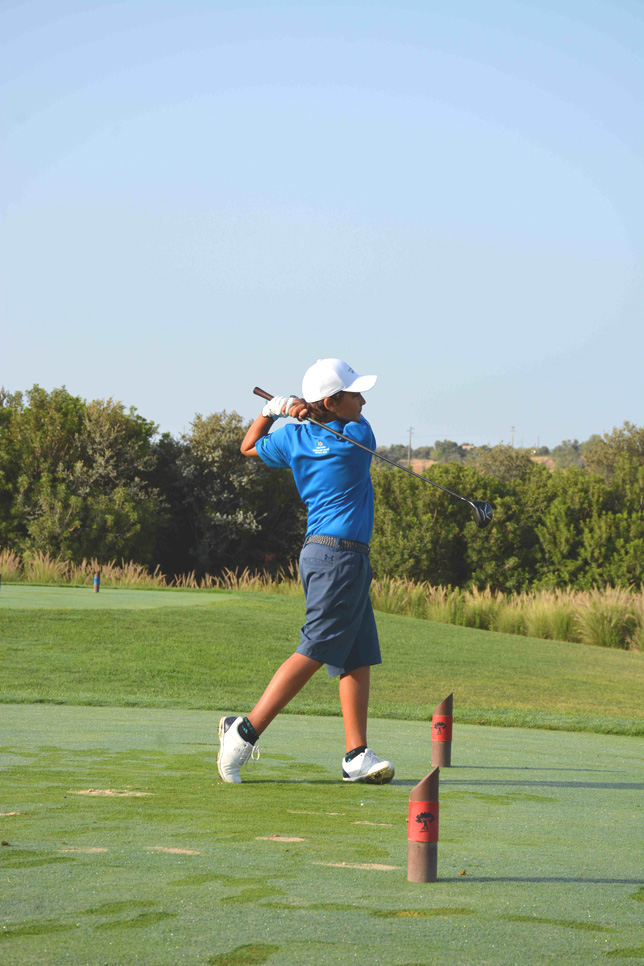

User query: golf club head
[471,501,494,529]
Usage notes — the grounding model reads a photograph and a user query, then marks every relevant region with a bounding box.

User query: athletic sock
[238,717,259,745]
[344,745,367,762]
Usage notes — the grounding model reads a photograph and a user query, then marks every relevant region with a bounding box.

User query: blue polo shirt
[256,417,375,544]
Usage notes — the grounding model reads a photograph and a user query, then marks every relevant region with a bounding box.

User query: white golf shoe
[217,716,259,783]
[342,748,395,784]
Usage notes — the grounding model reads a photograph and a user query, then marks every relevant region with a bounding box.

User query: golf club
[253,387,493,529]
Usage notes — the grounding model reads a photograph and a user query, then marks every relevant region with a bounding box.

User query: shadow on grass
[450,766,626,774]
[444,779,644,790]
[442,876,644,885]
[391,779,644,790]
[241,779,339,785]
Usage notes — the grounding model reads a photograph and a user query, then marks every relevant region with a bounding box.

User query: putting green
[0,584,232,609]
[1,704,642,965]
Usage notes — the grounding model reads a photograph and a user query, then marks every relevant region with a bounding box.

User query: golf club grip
[253,387,273,401]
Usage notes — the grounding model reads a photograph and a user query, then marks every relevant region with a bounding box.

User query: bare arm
[240,413,274,458]
[240,397,308,458]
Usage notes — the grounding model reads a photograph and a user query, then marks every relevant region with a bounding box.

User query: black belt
[304,534,370,555]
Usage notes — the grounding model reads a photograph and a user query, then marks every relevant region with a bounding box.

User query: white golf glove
[262,395,297,419]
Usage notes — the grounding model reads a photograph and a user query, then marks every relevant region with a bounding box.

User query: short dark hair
[306,390,345,423]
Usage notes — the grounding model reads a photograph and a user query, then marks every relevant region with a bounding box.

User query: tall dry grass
[369,578,642,650]
[574,587,643,650]
[22,551,71,584]
[1,549,641,649]
[0,551,169,588]
[0,549,303,595]
[207,562,303,595]
[0,549,23,581]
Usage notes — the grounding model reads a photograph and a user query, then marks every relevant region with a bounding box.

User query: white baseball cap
[301,358,377,403]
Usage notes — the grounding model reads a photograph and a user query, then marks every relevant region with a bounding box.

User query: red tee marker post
[407,767,439,883]
[431,693,453,767]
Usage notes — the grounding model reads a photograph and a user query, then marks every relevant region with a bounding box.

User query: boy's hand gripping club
[252,387,493,529]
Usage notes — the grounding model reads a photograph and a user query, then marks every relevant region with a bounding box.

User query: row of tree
[1,386,642,592]
[377,436,606,470]
[370,445,643,591]
[0,386,303,578]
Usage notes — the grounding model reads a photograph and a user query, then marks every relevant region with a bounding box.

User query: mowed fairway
[2,585,643,734]
[1,706,643,966]
[1,586,643,965]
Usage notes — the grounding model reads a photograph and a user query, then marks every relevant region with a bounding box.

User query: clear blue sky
[2,0,642,449]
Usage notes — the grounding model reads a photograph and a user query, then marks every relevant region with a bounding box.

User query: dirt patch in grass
[256,835,306,842]
[145,846,199,855]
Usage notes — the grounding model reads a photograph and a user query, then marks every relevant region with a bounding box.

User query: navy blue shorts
[296,541,381,677]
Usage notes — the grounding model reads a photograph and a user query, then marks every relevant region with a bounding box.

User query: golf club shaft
[253,386,476,509]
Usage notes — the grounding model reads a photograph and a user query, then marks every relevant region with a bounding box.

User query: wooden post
[431,693,453,767]
[93,572,100,593]
[407,767,439,883]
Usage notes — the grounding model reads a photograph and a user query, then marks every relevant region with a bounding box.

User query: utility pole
[408,427,414,465]
[511,426,515,448]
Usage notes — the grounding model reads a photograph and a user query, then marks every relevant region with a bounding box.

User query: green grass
[1,586,643,964]
[1,586,643,735]
[0,583,232,608]
[1,704,643,966]
[4,561,643,649]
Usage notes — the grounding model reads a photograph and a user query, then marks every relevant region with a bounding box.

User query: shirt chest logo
[313,440,330,456]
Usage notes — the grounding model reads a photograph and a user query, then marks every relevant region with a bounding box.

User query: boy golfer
[217,358,394,785]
